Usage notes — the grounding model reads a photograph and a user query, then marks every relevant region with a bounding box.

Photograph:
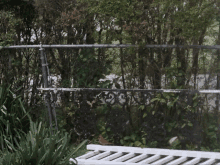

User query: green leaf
[134,141,142,147]
[124,136,130,140]
[129,143,134,146]
[0,106,7,115]
[188,122,193,127]
[143,113,147,118]
[167,102,173,109]
[39,150,50,164]
[193,102,198,107]
[139,105,145,110]
[131,134,136,141]
[65,139,88,163]
[38,122,42,134]
[150,98,159,102]
[4,138,16,152]
[167,126,172,132]
[181,123,186,128]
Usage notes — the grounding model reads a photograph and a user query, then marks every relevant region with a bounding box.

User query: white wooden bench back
[70,144,220,165]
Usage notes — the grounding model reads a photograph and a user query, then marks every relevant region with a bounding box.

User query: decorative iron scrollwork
[37,88,213,148]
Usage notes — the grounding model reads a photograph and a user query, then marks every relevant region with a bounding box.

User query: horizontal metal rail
[37,88,220,93]
[1,44,220,49]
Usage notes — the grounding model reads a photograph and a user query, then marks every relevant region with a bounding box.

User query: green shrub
[1,120,87,165]
[0,149,19,164]
[0,84,31,153]
[0,84,88,164]
[120,131,146,147]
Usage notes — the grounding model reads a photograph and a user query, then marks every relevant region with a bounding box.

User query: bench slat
[72,144,220,165]
[167,156,187,165]
[182,157,201,165]
[151,155,174,165]
[112,153,135,162]
[199,159,216,165]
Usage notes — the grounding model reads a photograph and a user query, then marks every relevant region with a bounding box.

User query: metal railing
[2,44,220,49]
[1,44,220,148]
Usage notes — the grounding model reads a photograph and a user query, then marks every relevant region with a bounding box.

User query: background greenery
[1,0,220,163]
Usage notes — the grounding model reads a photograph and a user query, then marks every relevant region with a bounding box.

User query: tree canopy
[0,0,219,90]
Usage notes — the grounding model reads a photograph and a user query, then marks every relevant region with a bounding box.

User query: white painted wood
[151,155,174,165]
[74,159,140,165]
[76,150,99,159]
[138,154,160,164]
[182,157,201,165]
[99,152,121,161]
[166,156,188,165]
[199,158,215,165]
[111,153,135,162]
[125,153,149,163]
[86,144,220,158]
[70,144,220,165]
[90,151,111,160]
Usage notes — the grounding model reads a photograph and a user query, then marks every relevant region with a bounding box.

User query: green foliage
[146,89,220,151]
[74,48,112,88]
[145,90,202,147]
[169,138,181,149]
[0,10,21,46]
[120,131,146,148]
[168,137,199,150]
[56,103,78,142]
[96,104,111,136]
[153,0,217,40]
[0,149,19,164]
[150,92,179,118]
[0,83,88,164]
[201,112,220,150]
[97,80,113,89]
[0,84,31,153]
[0,120,88,165]
[1,0,220,155]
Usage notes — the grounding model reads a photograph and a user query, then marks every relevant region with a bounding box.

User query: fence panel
[1,44,220,149]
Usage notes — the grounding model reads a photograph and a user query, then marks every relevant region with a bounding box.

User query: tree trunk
[175,29,186,88]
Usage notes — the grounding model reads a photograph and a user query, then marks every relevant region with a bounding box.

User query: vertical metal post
[217,56,220,144]
[39,42,54,134]
[39,43,49,88]
[217,19,220,119]
[216,7,220,143]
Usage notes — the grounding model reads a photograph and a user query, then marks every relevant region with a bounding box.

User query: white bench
[69,144,220,165]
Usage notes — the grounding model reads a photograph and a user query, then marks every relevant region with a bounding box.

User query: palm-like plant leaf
[0,84,31,152]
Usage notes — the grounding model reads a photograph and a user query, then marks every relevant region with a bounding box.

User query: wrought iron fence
[1,44,220,150]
